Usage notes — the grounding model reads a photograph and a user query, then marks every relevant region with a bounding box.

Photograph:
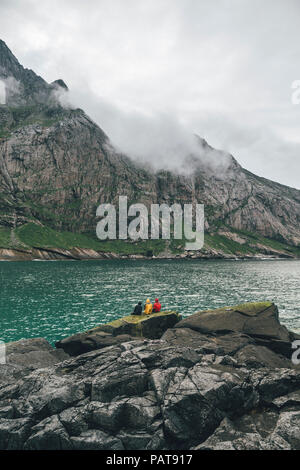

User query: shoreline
[0,247,298,262]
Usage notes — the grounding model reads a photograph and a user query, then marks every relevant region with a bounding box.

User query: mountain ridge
[0,40,299,260]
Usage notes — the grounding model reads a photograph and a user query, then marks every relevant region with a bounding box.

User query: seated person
[153,298,161,313]
[144,298,153,315]
[132,301,143,315]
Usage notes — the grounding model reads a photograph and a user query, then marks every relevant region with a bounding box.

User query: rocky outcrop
[0,39,59,106]
[0,247,124,261]
[0,338,69,384]
[0,302,300,450]
[169,302,298,359]
[55,311,181,356]
[0,247,294,262]
[5,338,69,367]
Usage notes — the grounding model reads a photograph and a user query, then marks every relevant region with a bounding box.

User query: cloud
[66,83,233,175]
[0,0,300,187]
[0,73,22,106]
[0,79,5,104]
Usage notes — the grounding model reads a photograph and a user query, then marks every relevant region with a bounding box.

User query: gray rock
[0,339,299,449]
[5,338,70,370]
[270,411,300,449]
[162,328,254,356]
[270,391,300,410]
[24,415,72,450]
[70,429,124,450]
[175,302,290,341]
[55,331,135,357]
[195,416,291,450]
[56,312,181,356]
[0,417,32,450]
[174,302,295,359]
[0,303,300,450]
[234,345,291,368]
[250,369,300,408]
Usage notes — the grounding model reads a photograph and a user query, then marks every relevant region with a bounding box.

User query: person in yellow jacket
[144,298,153,315]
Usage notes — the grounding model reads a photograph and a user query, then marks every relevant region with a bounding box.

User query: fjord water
[0,259,299,345]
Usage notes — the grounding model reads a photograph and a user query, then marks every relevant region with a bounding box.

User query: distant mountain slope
[0,40,299,260]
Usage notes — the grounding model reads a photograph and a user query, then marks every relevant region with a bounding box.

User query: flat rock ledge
[55,311,181,356]
[0,302,300,450]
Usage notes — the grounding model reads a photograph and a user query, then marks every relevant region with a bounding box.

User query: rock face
[0,39,58,106]
[0,338,69,384]
[55,311,181,356]
[0,302,300,450]
[5,338,69,368]
[172,302,296,358]
[0,40,300,259]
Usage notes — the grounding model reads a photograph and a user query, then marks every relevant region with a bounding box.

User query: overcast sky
[1,0,300,188]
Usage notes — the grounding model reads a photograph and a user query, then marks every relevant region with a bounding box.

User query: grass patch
[16,223,107,250]
[232,301,273,314]
[203,229,300,257]
[0,227,11,248]
[9,222,300,258]
[107,311,178,326]
[204,233,256,255]
[234,228,300,257]
[197,301,273,315]
[15,223,168,255]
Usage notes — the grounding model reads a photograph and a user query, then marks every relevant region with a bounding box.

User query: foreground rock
[0,302,299,450]
[167,302,299,359]
[0,338,69,383]
[55,311,181,356]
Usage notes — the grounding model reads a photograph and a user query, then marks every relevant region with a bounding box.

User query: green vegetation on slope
[0,222,298,258]
[0,105,81,141]
[204,229,300,257]
[204,233,256,255]
[0,226,11,248]
[15,223,167,256]
[234,228,300,257]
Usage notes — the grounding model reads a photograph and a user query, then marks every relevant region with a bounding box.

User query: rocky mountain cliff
[0,39,300,260]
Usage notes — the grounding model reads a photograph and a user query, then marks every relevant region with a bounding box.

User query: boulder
[92,311,181,338]
[162,328,254,356]
[4,338,69,370]
[233,344,291,369]
[196,409,300,450]
[55,331,135,357]
[56,311,181,356]
[175,302,287,338]
[174,302,293,357]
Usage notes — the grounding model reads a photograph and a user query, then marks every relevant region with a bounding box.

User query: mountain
[0,40,299,260]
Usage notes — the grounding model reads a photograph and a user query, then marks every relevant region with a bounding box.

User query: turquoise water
[0,259,299,345]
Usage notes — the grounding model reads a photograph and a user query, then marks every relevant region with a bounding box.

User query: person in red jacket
[153,298,161,313]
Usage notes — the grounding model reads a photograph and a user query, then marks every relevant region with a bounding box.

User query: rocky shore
[1,302,300,450]
[0,247,296,261]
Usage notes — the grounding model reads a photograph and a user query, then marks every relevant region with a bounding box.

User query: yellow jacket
[144,299,153,315]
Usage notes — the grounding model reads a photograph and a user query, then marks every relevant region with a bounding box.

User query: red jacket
[153,301,161,312]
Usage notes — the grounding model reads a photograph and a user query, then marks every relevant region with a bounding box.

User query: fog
[0,80,5,104]
[66,85,232,174]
